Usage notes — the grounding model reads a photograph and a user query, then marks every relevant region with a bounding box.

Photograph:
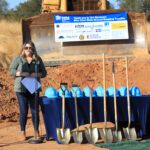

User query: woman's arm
[9,56,30,77]
[9,56,19,77]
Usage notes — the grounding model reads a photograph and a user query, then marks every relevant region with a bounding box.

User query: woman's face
[23,43,33,57]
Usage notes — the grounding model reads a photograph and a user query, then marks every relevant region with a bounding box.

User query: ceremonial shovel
[123,57,137,140]
[72,84,83,144]
[56,82,71,144]
[112,62,122,142]
[99,53,113,143]
[85,80,99,144]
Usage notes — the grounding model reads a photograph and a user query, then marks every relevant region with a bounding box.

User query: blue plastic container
[58,88,72,98]
[119,86,127,96]
[130,86,141,96]
[107,86,120,96]
[83,86,97,97]
[71,87,83,98]
[44,86,58,98]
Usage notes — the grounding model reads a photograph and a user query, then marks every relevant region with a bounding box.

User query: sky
[6,0,27,9]
[6,0,119,9]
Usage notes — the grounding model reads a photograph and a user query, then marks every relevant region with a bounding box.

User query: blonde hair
[20,41,40,60]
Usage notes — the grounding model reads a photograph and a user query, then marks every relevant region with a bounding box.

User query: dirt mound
[0,68,18,121]
[0,57,150,121]
[42,58,150,93]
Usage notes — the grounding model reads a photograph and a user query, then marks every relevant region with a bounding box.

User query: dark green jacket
[9,55,47,93]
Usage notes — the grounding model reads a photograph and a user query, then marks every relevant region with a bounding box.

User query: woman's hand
[16,71,30,77]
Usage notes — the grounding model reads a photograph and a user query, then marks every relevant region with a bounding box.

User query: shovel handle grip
[60,82,68,89]
[60,82,68,86]
[60,82,68,95]
[112,62,115,73]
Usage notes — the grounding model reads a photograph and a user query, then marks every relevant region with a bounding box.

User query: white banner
[54,12,129,42]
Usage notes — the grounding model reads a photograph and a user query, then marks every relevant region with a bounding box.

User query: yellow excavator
[22,0,150,66]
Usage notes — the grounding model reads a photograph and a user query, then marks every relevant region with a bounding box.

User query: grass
[0,20,22,67]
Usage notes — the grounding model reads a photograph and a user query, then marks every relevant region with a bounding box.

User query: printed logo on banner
[55,15,61,20]
[104,22,110,27]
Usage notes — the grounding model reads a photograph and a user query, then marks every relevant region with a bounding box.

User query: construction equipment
[72,84,83,144]
[112,62,122,142]
[22,0,150,66]
[41,0,67,13]
[99,53,113,143]
[123,57,137,140]
[56,82,71,144]
[85,80,99,144]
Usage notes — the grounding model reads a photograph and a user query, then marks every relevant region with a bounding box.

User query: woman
[9,41,47,140]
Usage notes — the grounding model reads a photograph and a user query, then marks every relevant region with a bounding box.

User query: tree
[14,0,41,19]
[118,0,150,12]
[141,0,150,15]
[117,0,150,21]
[117,0,143,12]
[0,0,8,14]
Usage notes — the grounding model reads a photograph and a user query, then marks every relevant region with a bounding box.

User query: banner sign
[54,12,129,42]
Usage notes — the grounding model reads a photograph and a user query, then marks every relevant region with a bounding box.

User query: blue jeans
[16,92,39,131]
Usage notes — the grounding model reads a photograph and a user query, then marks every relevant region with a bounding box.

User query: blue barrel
[44,86,58,98]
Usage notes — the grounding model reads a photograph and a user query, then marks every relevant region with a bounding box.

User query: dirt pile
[0,68,18,121]
[0,57,150,121]
[42,58,150,93]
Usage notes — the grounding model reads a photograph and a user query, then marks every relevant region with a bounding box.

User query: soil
[0,56,150,149]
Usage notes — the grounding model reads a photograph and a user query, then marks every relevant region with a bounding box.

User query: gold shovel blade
[129,128,137,140]
[72,131,83,144]
[123,127,137,140]
[123,127,130,139]
[85,127,99,144]
[99,128,113,143]
[112,130,122,142]
[56,128,71,144]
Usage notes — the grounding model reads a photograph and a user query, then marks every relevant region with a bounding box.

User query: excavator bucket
[22,1,150,66]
